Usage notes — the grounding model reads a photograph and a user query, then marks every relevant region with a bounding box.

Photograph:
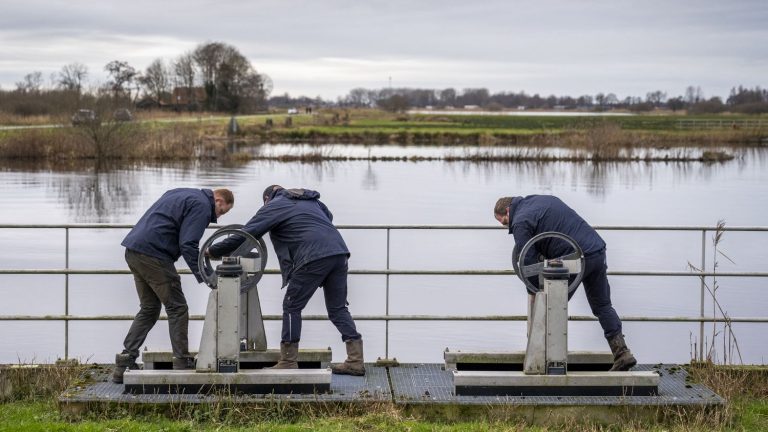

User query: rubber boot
[112,353,139,384]
[172,356,195,370]
[607,334,637,371]
[270,341,299,369]
[331,338,365,376]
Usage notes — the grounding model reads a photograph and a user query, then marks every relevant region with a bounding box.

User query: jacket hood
[280,188,320,200]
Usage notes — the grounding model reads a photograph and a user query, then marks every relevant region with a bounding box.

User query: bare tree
[139,58,171,107]
[58,63,88,94]
[685,86,704,105]
[173,52,197,107]
[15,71,44,93]
[645,90,667,107]
[104,60,138,104]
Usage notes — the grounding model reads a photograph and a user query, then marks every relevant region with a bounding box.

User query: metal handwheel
[197,224,268,290]
[512,231,585,295]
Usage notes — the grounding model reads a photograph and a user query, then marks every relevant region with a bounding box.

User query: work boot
[331,338,365,376]
[270,341,299,369]
[112,353,139,384]
[172,356,195,370]
[607,334,637,371]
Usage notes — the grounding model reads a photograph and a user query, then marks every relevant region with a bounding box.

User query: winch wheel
[512,231,585,295]
[197,224,268,290]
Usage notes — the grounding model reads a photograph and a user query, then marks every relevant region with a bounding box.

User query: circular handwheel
[197,224,268,290]
[512,231,585,295]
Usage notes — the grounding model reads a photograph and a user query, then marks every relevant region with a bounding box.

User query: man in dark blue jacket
[494,195,637,371]
[207,185,365,376]
[112,188,234,383]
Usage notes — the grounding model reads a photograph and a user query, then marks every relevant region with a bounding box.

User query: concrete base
[141,349,332,370]
[453,370,660,396]
[124,369,332,394]
[444,350,614,371]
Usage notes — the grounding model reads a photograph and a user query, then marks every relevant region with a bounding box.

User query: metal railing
[1,224,767,361]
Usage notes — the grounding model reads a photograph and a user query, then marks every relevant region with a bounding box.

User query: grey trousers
[121,249,190,360]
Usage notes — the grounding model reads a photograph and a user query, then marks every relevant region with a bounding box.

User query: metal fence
[1,224,767,361]
[676,119,767,130]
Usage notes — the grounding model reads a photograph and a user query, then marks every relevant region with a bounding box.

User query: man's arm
[207,202,291,257]
[511,220,538,266]
[179,201,212,283]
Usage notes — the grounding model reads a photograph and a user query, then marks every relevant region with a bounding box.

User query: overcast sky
[1,0,766,100]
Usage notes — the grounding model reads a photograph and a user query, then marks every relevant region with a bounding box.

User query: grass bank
[1,362,768,431]
[0,110,766,162]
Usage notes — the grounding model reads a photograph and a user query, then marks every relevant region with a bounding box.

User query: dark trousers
[282,254,361,343]
[121,249,190,360]
[574,250,622,339]
[530,250,622,339]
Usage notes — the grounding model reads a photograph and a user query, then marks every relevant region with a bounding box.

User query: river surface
[1,146,767,365]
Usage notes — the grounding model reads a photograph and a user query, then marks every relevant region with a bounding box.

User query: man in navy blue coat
[112,188,234,383]
[207,185,365,376]
[494,195,637,372]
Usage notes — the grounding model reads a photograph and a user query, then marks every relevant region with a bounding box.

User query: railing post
[699,229,706,361]
[64,227,70,360]
[385,228,391,359]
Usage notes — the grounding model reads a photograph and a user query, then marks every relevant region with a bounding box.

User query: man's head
[263,184,284,204]
[213,188,234,218]
[494,196,513,227]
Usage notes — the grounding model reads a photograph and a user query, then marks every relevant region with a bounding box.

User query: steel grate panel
[60,364,390,404]
[389,364,724,406]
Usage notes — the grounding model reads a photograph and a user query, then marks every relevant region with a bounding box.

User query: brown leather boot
[270,341,299,369]
[331,338,365,376]
[112,353,139,384]
[607,334,637,371]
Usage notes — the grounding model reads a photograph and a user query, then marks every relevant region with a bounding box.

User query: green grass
[2,398,768,432]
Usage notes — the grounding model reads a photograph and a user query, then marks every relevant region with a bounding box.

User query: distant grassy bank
[0,110,766,162]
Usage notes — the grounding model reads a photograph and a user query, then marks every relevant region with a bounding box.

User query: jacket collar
[203,189,217,223]
[507,196,523,234]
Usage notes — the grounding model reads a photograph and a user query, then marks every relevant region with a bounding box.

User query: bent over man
[112,188,234,383]
[494,194,637,371]
[208,185,364,376]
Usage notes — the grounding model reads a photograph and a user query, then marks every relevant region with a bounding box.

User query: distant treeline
[328,85,768,114]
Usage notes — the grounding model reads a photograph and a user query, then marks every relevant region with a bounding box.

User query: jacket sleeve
[179,201,211,283]
[511,219,538,266]
[208,202,290,257]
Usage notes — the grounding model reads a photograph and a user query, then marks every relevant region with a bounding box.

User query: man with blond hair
[494,195,636,372]
[112,188,234,383]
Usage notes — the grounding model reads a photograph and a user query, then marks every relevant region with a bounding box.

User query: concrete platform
[453,370,659,396]
[124,369,331,394]
[59,363,724,422]
[444,350,614,371]
[141,349,332,370]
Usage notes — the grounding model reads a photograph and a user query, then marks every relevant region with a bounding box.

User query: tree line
[335,85,768,114]
[1,41,272,116]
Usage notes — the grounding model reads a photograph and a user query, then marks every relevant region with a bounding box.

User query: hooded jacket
[508,195,605,264]
[122,188,217,282]
[209,188,349,286]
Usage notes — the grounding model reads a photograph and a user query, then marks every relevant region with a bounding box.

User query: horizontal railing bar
[2,269,768,277]
[1,315,766,323]
[0,224,767,232]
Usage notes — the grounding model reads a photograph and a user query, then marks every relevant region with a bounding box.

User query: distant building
[463,105,479,110]
[172,87,207,109]
[517,106,526,111]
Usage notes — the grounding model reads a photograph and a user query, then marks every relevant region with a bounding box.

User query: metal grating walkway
[59,363,723,408]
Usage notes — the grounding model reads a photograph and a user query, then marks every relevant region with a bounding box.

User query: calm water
[1,147,767,365]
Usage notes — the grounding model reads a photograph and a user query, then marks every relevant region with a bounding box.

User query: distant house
[172,87,207,109]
